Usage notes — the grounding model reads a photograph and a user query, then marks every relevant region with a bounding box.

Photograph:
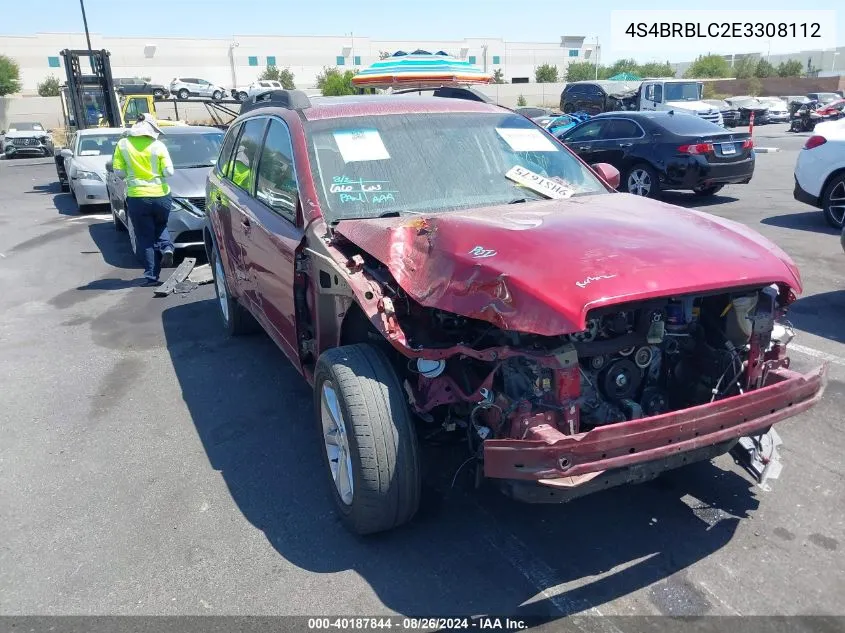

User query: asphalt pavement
[1,125,843,621]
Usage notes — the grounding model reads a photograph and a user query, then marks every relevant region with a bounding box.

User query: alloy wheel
[828,181,845,227]
[627,169,652,196]
[320,381,354,506]
[214,255,230,324]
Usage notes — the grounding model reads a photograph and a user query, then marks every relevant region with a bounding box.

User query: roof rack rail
[392,86,494,103]
[240,89,312,114]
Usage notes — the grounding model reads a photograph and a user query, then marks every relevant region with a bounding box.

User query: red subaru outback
[204,89,826,535]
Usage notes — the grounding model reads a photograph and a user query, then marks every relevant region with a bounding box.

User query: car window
[603,119,643,139]
[226,117,267,193]
[255,119,298,222]
[307,111,608,222]
[586,85,604,98]
[645,84,663,102]
[124,97,150,121]
[562,120,606,142]
[198,79,209,86]
[216,122,242,179]
[76,133,121,156]
[655,113,727,135]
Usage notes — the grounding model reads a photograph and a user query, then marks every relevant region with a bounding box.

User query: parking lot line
[790,343,845,367]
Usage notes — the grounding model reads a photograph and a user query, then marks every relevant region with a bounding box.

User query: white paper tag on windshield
[79,150,100,156]
[496,127,558,152]
[505,165,574,199]
[333,129,390,163]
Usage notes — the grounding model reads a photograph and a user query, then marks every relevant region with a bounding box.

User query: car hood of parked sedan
[4,130,50,139]
[73,155,111,176]
[334,193,803,336]
[167,166,213,198]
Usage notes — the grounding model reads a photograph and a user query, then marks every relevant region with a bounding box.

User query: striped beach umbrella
[352,50,492,89]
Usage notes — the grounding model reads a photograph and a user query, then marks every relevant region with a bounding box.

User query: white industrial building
[1,31,598,94]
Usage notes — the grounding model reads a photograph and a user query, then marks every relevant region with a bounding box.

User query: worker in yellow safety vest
[112,113,175,286]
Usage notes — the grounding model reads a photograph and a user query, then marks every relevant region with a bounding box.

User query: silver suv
[169,77,227,101]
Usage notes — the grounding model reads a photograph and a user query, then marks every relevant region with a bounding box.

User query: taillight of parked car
[804,136,827,150]
[742,138,753,150]
[678,142,714,155]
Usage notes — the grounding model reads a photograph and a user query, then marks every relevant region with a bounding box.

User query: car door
[588,117,647,172]
[195,79,212,97]
[210,117,267,306]
[560,120,608,161]
[247,117,305,366]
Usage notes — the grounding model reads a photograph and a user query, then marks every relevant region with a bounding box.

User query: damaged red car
[204,89,827,535]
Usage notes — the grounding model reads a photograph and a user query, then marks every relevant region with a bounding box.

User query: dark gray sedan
[106,125,223,251]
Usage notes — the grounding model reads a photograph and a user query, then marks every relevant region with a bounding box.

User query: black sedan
[557,111,754,198]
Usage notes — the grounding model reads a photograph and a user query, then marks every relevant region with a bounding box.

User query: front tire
[822,173,845,229]
[237,91,248,102]
[210,239,258,336]
[314,344,421,535]
[110,194,126,232]
[622,163,661,198]
[693,184,724,197]
[212,90,223,101]
[153,89,164,99]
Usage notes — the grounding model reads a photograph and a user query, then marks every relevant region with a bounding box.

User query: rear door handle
[618,142,633,147]
[241,217,251,231]
[577,146,591,151]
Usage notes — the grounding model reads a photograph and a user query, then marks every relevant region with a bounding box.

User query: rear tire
[177,88,189,100]
[110,195,126,232]
[693,184,725,197]
[210,239,258,336]
[622,163,661,198]
[314,344,421,535]
[822,173,845,229]
[563,103,575,114]
[212,90,223,101]
[153,89,164,99]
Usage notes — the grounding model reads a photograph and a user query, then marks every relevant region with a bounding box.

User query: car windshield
[663,82,701,102]
[77,134,122,155]
[306,112,608,222]
[9,122,44,132]
[161,132,224,168]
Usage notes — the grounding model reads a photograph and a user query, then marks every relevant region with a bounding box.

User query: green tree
[683,54,731,78]
[565,61,597,82]
[37,74,61,97]
[516,94,527,106]
[637,61,674,78]
[732,56,757,79]
[321,70,357,96]
[776,59,803,77]
[606,58,639,77]
[754,59,775,78]
[258,65,296,89]
[534,63,558,83]
[0,54,22,96]
[316,66,341,90]
[492,68,505,84]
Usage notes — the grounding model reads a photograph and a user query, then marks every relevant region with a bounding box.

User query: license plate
[721,143,736,155]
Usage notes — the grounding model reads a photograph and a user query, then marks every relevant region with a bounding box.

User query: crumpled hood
[167,166,212,198]
[3,130,50,139]
[665,100,719,115]
[335,194,802,336]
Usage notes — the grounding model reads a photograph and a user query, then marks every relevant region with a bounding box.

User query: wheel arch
[821,167,845,201]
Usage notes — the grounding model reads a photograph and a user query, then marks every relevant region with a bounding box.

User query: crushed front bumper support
[483,365,827,491]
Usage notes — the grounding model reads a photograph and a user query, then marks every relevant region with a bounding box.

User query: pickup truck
[561,79,723,126]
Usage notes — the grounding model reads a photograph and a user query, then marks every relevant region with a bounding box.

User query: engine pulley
[600,358,642,402]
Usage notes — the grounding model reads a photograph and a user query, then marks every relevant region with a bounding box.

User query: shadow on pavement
[26,182,80,216]
[660,192,740,208]
[88,220,140,270]
[163,298,754,618]
[761,211,840,236]
[788,290,845,343]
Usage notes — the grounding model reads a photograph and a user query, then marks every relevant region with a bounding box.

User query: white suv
[794,120,845,228]
[169,77,227,101]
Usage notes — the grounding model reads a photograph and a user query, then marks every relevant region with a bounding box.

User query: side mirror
[105,160,114,172]
[60,148,73,158]
[591,163,620,190]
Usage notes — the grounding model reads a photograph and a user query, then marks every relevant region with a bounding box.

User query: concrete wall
[1,32,589,94]
[0,97,65,132]
[705,76,845,97]
[475,83,566,108]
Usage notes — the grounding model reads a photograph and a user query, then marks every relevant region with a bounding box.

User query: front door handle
[241,217,251,232]
[618,142,633,147]
[577,146,591,151]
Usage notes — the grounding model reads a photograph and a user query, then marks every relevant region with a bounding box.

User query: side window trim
[216,121,243,180]
[602,118,646,140]
[253,115,300,224]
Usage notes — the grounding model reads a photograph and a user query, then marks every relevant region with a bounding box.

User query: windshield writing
[307,112,607,221]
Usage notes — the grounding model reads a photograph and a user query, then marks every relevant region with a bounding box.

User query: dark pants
[126,194,174,281]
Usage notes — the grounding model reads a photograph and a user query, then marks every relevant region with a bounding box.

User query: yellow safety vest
[112,136,173,197]
[224,159,252,191]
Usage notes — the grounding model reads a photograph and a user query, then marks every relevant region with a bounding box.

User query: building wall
[1,32,591,94]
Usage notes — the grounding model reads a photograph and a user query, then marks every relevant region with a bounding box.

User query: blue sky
[3,0,842,63]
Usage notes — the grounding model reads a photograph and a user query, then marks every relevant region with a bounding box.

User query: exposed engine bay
[365,272,795,442]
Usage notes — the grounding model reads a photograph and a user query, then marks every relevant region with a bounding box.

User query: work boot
[161,248,175,269]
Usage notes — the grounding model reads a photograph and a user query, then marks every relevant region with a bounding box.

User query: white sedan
[794,119,845,228]
[58,128,124,211]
